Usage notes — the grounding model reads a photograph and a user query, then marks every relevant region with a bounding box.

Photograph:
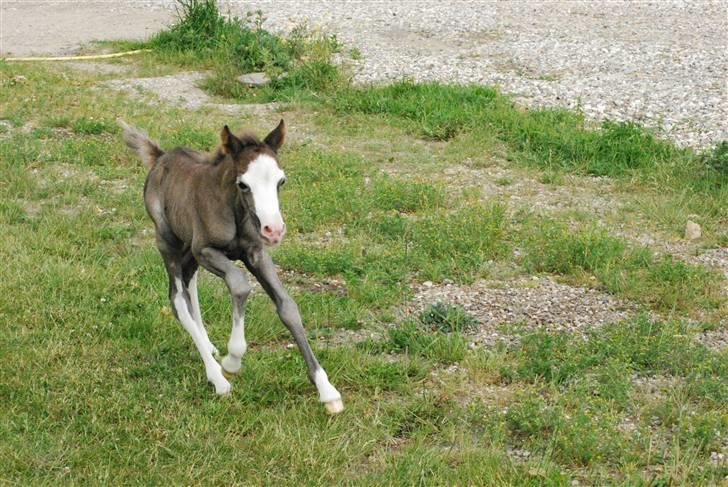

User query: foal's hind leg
[161,244,230,395]
[193,247,251,377]
[182,254,219,357]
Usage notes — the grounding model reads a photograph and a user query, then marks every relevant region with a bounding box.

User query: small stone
[236,72,271,86]
[423,281,433,287]
[685,220,701,240]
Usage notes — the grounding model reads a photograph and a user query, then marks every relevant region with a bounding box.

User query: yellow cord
[4,49,151,62]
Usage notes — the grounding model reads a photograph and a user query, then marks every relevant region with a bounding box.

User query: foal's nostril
[263,225,273,236]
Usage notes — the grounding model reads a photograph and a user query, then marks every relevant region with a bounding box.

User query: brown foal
[121,120,343,414]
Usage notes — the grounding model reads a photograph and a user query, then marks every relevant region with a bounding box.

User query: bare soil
[0,1,171,57]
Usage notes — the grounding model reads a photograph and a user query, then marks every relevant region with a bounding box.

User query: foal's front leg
[244,249,344,414]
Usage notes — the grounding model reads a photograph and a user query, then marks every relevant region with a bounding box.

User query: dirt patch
[0,2,172,57]
[104,71,211,110]
[279,269,348,296]
[696,327,728,353]
[409,277,640,347]
[34,163,99,188]
[695,247,728,280]
[103,71,279,114]
[441,162,621,217]
[314,328,385,347]
[65,62,132,75]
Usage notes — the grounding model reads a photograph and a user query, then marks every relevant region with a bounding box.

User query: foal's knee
[226,271,251,302]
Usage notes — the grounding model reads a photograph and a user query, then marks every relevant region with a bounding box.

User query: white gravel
[3,1,725,148]
[409,277,641,346]
[231,0,727,149]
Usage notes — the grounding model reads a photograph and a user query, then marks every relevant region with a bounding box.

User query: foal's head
[220,120,287,246]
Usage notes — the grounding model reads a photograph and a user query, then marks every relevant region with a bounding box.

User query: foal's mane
[210,133,263,165]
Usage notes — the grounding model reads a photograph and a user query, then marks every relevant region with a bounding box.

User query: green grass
[0,17,726,485]
[418,302,479,334]
[330,81,709,177]
[327,81,726,238]
[139,0,343,100]
[519,219,723,313]
[498,317,727,480]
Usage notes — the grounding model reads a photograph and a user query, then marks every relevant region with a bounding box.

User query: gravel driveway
[1,1,726,147]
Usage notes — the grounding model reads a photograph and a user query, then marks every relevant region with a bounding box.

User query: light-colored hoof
[212,378,232,396]
[324,399,344,415]
[221,355,241,377]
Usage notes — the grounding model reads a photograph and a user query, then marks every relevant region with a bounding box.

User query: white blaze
[237,154,285,230]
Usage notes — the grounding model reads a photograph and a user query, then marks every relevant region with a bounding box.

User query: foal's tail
[118,120,164,170]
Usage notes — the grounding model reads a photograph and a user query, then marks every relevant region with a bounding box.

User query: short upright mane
[211,133,263,165]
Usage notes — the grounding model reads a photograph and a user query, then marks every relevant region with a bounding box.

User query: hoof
[209,375,231,396]
[324,399,344,415]
[214,380,231,396]
[221,355,241,377]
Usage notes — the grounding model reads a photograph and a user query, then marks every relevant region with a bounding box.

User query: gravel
[409,277,641,347]
[103,71,278,114]
[222,0,728,149]
[3,1,725,148]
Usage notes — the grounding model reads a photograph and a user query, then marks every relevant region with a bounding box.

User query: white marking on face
[237,154,286,242]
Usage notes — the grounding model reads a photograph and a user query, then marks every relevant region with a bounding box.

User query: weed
[388,320,467,363]
[495,176,513,186]
[418,302,479,333]
[699,140,728,181]
[147,0,341,99]
[71,117,115,135]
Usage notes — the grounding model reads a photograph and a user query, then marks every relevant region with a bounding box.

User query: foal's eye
[237,181,251,192]
[277,178,287,189]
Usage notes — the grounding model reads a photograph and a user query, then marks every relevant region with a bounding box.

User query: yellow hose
[4,49,151,62]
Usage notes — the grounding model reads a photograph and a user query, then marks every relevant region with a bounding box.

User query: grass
[328,81,727,239]
[519,219,723,313]
[500,317,727,479]
[131,3,726,239]
[0,2,726,484]
[137,0,343,100]
[418,302,479,334]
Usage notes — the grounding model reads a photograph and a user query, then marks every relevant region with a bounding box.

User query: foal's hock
[120,120,344,415]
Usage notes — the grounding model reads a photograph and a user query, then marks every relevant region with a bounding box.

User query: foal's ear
[220,125,242,155]
[264,119,286,152]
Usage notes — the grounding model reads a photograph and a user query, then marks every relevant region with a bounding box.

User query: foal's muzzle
[261,222,286,246]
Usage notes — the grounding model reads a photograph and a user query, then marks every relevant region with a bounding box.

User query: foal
[121,120,343,414]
